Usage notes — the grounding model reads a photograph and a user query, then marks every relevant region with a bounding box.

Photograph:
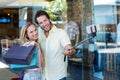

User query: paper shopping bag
[3,44,35,65]
[10,47,39,70]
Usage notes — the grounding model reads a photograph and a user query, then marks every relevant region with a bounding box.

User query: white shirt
[38,25,71,80]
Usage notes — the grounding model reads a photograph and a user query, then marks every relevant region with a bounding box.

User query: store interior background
[0,0,120,80]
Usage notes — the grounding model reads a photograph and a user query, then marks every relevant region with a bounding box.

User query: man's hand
[63,44,76,56]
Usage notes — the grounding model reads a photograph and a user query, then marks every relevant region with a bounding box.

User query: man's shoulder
[55,28,66,34]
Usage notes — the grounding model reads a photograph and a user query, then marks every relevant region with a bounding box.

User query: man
[35,10,76,80]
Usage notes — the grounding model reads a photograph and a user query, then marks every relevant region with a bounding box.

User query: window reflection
[92,0,120,80]
[19,7,27,28]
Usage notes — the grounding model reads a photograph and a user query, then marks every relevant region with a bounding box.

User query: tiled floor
[0,68,18,80]
[0,59,18,80]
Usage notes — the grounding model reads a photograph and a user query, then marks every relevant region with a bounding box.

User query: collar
[49,25,58,34]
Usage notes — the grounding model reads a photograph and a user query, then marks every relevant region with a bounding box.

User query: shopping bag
[3,44,35,64]
[10,47,39,70]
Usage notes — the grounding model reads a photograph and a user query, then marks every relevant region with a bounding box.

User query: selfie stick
[64,35,93,62]
[64,24,100,62]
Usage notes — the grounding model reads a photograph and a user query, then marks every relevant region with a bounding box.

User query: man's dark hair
[34,10,50,24]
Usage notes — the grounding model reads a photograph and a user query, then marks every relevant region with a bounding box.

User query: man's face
[37,15,51,32]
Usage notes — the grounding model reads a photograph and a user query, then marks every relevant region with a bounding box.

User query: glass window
[92,0,120,80]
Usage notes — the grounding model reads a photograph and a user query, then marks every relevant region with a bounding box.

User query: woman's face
[26,24,38,41]
[36,15,51,32]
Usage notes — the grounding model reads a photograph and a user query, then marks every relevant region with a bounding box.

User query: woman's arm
[36,42,45,69]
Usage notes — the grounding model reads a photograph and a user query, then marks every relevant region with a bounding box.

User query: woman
[20,22,45,80]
